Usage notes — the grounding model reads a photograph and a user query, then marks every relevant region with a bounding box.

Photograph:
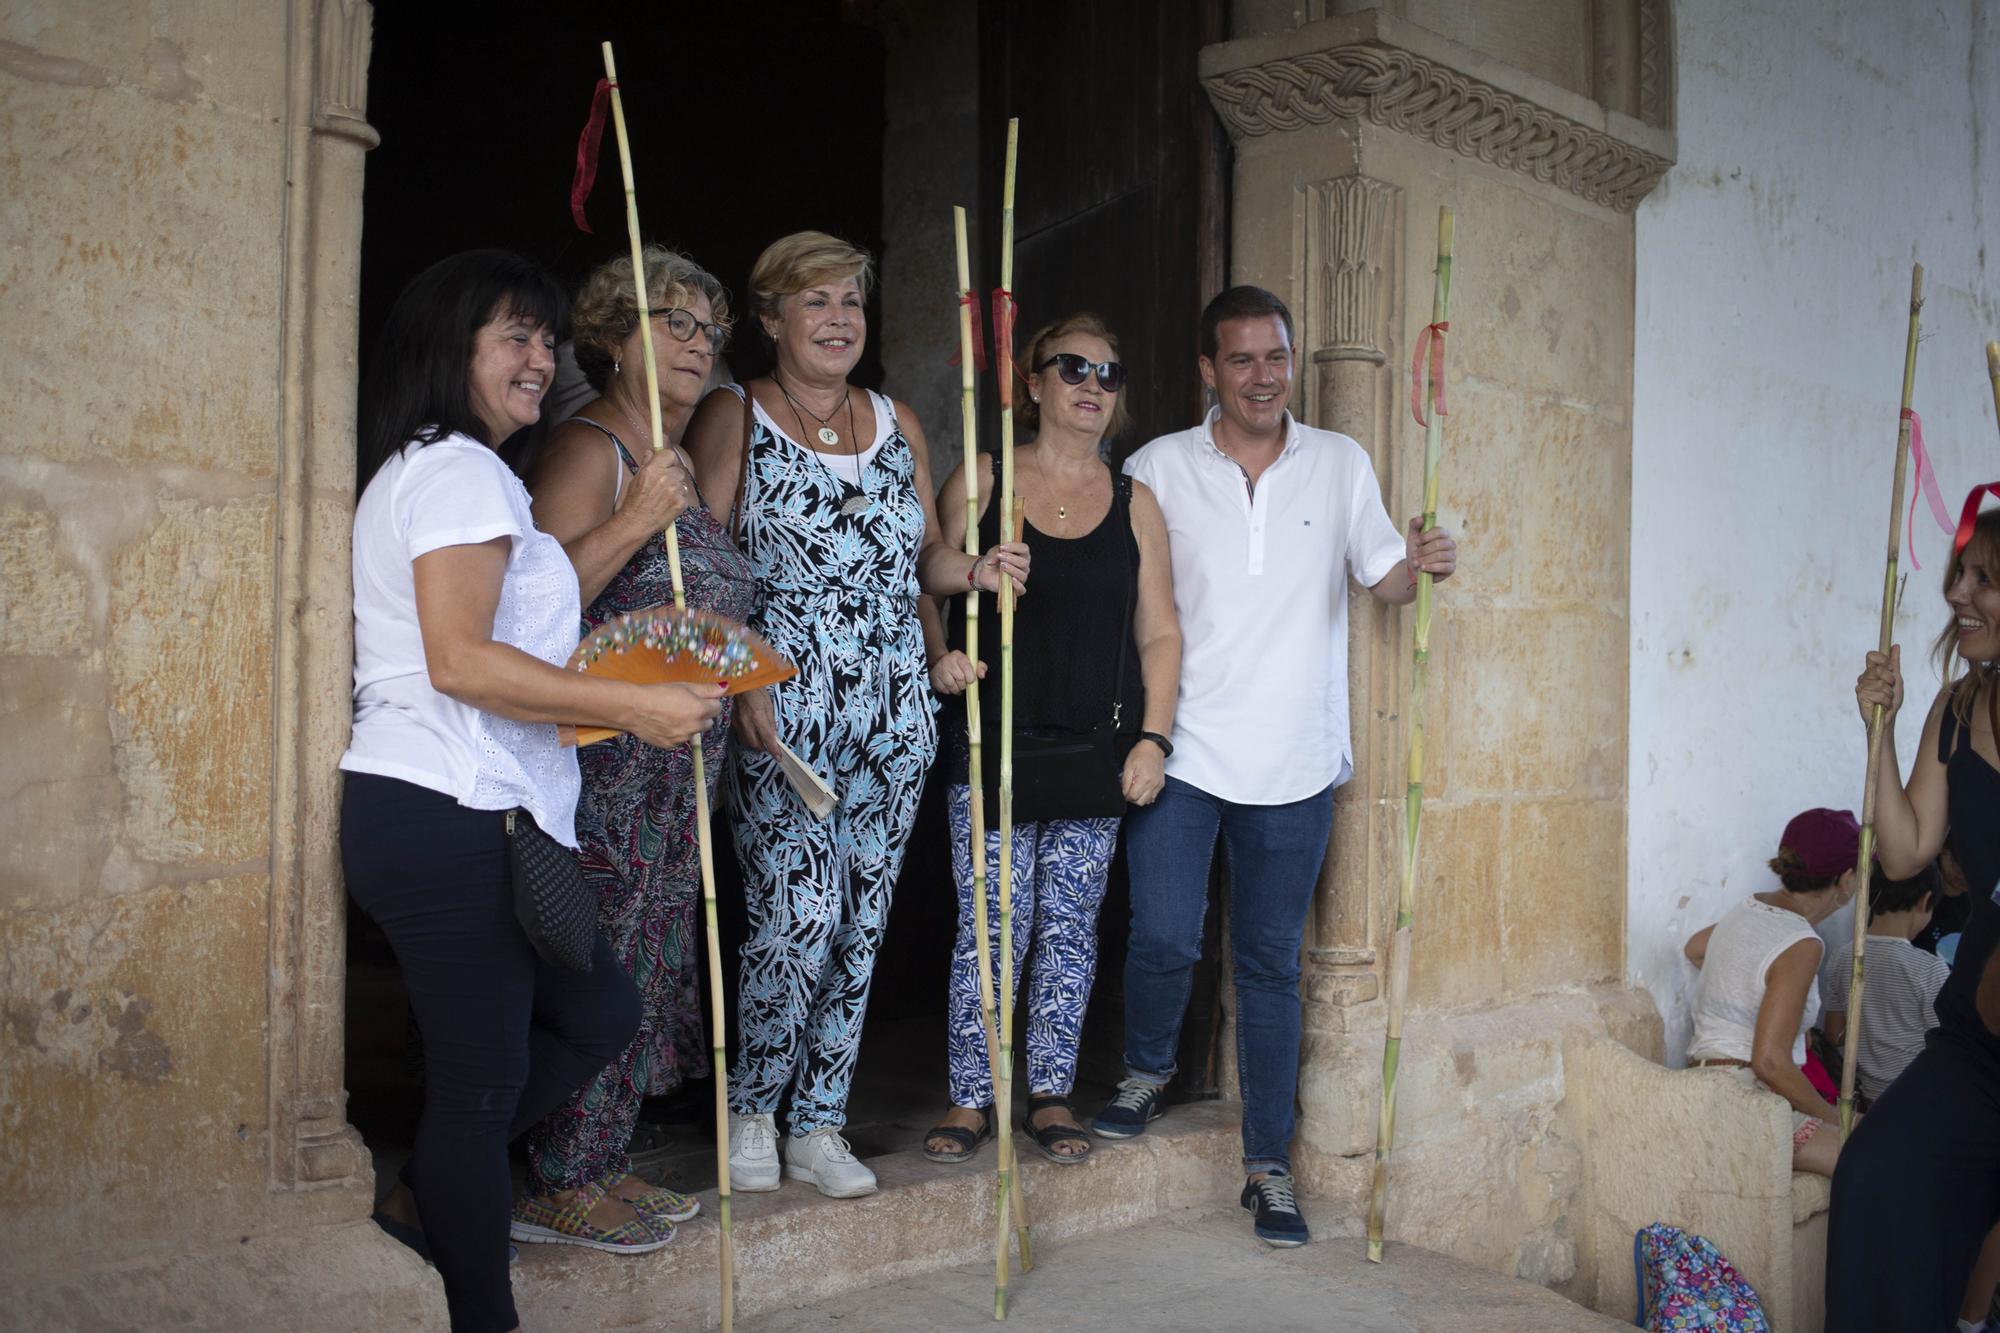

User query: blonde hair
[1935,506,2000,725]
[1015,312,1131,443]
[571,243,732,392]
[747,231,874,340]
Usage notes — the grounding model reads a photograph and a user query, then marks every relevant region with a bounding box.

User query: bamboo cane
[952,206,1033,1276]
[600,42,733,1328]
[1840,262,1925,1140]
[992,116,1024,1323]
[1367,206,1454,1264]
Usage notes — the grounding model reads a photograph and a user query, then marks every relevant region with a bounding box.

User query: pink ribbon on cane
[947,291,988,373]
[569,78,612,233]
[1410,321,1449,428]
[1901,409,1955,570]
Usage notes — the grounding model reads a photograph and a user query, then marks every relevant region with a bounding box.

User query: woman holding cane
[517,245,753,1246]
[683,231,1029,1199]
[1828,495,2000,1330]
[923,313,1180,1166]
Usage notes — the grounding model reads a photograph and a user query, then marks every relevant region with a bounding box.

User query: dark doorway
[343,0,1231,1196]
[345,0,892,1188]
[974,0,1231,1097]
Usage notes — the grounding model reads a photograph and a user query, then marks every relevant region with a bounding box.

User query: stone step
[513,1100,1243,1330]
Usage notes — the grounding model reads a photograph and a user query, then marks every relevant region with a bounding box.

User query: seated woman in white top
[1683,806,1860,1177]
[340,250,723,1332]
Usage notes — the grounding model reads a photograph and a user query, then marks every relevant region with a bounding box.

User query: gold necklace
[1032,447,1095,528]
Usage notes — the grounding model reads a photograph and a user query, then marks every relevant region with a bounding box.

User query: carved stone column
[269,0,377,1192]
[1297,174,1400,1010]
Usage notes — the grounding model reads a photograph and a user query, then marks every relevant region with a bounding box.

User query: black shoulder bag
[508,809,596,972]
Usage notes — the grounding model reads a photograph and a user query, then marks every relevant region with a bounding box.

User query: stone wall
[1627,0,2000,1061]
[1202,0,1673,1284]
[0,0,386,1304]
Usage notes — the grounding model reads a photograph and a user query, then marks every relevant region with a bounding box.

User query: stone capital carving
[1304,175,1399,367]
[312,0,379,147]
[1204,42,1671,213]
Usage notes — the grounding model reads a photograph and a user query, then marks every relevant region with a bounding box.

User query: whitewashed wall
[1629,0,2000,1060]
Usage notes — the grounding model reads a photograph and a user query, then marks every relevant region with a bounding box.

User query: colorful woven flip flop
[509,1178,671,1254]
[603,1169,701,1225]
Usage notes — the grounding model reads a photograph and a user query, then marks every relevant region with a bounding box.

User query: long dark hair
[358,249,568,487]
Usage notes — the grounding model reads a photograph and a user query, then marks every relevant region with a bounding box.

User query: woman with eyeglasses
[922,312,1181,1168]
[515,245,755,1249]
[684,231,1029,1199]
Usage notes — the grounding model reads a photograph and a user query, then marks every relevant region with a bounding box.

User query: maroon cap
[1777,808,1861,878]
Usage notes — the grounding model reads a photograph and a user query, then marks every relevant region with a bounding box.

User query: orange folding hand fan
[564,605,795,746]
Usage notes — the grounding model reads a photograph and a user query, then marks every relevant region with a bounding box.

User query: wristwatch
[1138,731,1174,758]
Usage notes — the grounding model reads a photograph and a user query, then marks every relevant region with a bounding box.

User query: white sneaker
[728,1111,781,1192]
[783,1127,877,1198]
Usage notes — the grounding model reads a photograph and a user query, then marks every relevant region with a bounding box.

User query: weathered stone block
[1447,607,1625,800]
[1504,798,1625,995]
[0,84,284,474]
[0,876,274,1282]
[1407,801,1505,1007]
[108,495,275,866]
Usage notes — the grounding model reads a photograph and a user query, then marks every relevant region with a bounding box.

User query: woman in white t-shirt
[340,250,722,1333]
[1683,807,1860,1177]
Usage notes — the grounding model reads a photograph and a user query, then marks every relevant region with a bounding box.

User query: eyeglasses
[647,307,726,353]
[1034,352,1126,393]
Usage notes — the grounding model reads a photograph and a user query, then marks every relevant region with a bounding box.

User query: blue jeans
[1121,775,1335,1175]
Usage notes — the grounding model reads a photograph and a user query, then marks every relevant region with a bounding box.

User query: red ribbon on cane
[990,287,1018,397]
[570,78,612,233]
[948,291,988,373]
[1410,321,1449,428]
[1902,409,1956,570]
[1956,481,2000,559]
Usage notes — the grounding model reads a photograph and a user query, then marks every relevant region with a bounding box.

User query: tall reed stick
[992,116,1024,1322]
[1840,262,1925,1139]
[601,41,733,1328]
[953,206,1034,1282]
[1367,206,1454,1264]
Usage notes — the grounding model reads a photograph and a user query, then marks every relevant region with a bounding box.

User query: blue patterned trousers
[945,784,1121,1108]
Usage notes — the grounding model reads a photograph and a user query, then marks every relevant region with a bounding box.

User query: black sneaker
[1090,1077,1167,1139]
[1241,1171,1309,1248]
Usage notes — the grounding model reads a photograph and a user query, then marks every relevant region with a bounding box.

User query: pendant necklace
[775,378,870,517]
[775,373,845,448]
[1032,447,1089,532]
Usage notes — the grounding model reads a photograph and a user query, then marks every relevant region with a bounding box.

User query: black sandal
[1022,1095,1092,1165]
[923,1105,993,1163]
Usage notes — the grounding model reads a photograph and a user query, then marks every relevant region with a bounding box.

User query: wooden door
[978,0,1229,1097]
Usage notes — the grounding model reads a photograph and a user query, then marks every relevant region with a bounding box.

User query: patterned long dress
[525,418,756,1193]
[725,386,938,1134]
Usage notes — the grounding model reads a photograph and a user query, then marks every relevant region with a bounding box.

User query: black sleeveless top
[1927,681,2000,1061]
[944,472,1144,786]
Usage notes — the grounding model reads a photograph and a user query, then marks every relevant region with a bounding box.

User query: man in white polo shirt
[1091,285,1457,1248]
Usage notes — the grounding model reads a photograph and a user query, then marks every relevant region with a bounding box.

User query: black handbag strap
[1109,475,1136,730]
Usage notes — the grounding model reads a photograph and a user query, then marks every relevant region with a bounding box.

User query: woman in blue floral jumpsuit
[684,232,1029,1198]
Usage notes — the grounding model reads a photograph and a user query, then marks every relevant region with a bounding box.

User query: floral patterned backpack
[1633,1223,1770,1331]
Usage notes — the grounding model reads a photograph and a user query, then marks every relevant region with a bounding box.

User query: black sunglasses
[1034,352,1126,393]
[647,306,727,353]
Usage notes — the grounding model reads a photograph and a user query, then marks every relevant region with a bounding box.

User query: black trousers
[1827,1029,2000,1331]
[341,772,639,1333]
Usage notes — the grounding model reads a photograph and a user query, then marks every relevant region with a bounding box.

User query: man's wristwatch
[1138,731,1174,758]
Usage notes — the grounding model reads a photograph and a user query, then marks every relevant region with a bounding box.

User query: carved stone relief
[1204,41,1671,213]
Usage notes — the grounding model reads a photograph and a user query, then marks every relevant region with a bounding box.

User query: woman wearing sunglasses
[923,312,1181,1166]
[515,245,756,1249]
